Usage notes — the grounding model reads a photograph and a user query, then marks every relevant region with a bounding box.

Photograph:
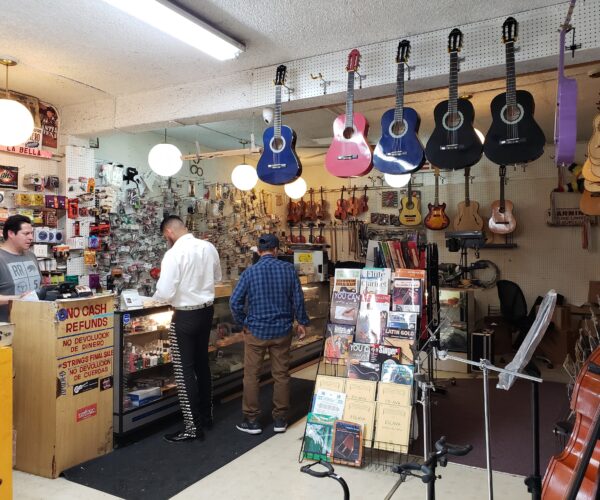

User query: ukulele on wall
[554,0,578,167]
[399,177,422,226]
[325,49,373,178]
[488,166,517,234]
[453,167,483,230]
[484,17,546,166]
[425,28,483,170]
[424,167,450,230]
[334,186,348,221]
[257,65,302,185]
[374,39,425,175]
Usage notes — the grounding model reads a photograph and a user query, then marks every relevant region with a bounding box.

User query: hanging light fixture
[0,59,34,147]
[384,173,411,188]
[231,153,258,191]
[148,129,183,177]
[284,177,307,199]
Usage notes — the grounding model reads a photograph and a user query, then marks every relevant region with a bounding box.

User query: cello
[541,346,600,499]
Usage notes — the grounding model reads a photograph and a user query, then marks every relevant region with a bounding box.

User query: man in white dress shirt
[153,215,222,443]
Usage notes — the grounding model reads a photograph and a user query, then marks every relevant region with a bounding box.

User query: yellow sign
[297,253,313,263]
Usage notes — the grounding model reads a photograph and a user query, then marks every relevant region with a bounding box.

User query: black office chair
[496,280,553,368]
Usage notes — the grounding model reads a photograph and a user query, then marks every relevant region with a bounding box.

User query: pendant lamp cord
[4,64,9,98]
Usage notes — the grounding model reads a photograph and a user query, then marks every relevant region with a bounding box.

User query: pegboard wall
[252,0,600,107]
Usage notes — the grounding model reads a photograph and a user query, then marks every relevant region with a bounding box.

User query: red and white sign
[0,145,53,159]
[76,403,97,422]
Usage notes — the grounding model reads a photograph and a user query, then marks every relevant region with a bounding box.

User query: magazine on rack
[332,420,363,467]
[303,412,336,461]
[384,311,418,340]
[324,323,355,364]
[330,291,361,325]
[359,268,391,294]
[333,269,361,293]
[355,293,390,344]
[312,388,346,419]
[392,269,425,314]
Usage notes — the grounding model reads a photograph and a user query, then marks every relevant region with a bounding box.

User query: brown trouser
[242,331,293,421]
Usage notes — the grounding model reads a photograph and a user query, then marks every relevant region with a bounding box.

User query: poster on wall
[0,165,19,189]
[39,101,59,149]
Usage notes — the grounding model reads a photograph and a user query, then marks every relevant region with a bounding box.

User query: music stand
[434,290,557,500]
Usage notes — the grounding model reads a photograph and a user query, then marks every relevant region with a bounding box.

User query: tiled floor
[12,362,557,500]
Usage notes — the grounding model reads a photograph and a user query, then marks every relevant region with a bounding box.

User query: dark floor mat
[63,377,315,500]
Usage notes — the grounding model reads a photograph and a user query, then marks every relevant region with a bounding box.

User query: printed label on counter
[76,403,97,422]
[57,347,113,385]
[73,378,98,395]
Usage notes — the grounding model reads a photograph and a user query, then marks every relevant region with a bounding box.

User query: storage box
[128,387,161,407]
[588,281,600,305]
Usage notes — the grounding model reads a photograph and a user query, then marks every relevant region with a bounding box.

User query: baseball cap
[258,233,279,251]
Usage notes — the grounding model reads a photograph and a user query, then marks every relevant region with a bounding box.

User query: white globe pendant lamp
[384,173,411,188]
[231,163,258,191]
[0,59,34,147]
[148,129,183,177]
[284,177,307,200]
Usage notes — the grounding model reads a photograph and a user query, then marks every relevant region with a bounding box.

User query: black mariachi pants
[169,306,214,435]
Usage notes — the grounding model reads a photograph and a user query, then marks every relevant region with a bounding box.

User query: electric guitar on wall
[425,28,483,170]
[484,17,546,166]
[453,167,484,230]
[399,177,422,226]
[373,39,425,175]
[554,0,578,167]
[325,49,373,178]
[424,167,450,230]
[257,65,302,185]
[488,165,517,234]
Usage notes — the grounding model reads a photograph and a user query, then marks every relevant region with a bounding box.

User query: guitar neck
[464,167,471,206]
[274,85,282,138]
[505,42,517,106]
[448,51,459,113]
[345,71,355,129]
[393,63,405,123]
[499,166,506,211]
[434,172,440,205]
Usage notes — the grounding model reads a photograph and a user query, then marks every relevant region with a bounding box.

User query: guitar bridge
[268,163,286,169]
[389,151,408,157]
[337,154,358,160]
[440,144,464,151]
[499,138,526,145]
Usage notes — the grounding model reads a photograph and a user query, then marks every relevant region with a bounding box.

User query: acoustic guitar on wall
[257,65,302,185]
[373,39,425,175]
[325,49,373,178]
[425,28,483,171]
[484,17,546,166]
[399,177,422,226]
[488,165,517,234]
[453,167,483,231]
[424,167,450,230]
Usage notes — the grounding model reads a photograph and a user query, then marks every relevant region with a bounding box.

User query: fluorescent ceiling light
[101,0,245,61]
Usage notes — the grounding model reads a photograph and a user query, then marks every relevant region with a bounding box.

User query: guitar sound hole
[446,113,461,128]
[343,127,355,139]
[391,121,406,135]
[504,105,521,123]
[271,137,284,152]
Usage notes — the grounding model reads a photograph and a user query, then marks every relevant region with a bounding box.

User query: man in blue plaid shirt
[230,233,309,435]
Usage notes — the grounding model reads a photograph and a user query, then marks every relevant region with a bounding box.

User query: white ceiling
[0,0,564,108]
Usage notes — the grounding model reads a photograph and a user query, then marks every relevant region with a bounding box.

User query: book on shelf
[355,293,390,344]
[303,412,336,462]
[347,361,380,381]
[333,268,361,293]
[314,374,346,394]
[385,311,418,339]
[392,269,425,314]
[324,323,355,365]
[383,338,415,364]
[371,344,402,365]
[377,379,412,406]
[343,399,376,447]
[380,360,414,386]
[373,402,411,453]
[312,388,346,419]
[359,268,391,294]
[330,291,361,325]
[345,378,377,402]
[332,420,363,467]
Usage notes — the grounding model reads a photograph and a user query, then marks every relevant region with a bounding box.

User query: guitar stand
[391,436,473,500]
[301,461,350,500]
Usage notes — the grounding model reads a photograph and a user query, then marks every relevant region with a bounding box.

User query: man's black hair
[160,215,184,233]
[3,215,32,240]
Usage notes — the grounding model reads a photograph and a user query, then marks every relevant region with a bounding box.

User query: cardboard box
[588,281,600,305]
[128,387,161,407]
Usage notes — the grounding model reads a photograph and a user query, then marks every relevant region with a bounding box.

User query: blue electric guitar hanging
[374,39,425,175]
[257,65,302,185]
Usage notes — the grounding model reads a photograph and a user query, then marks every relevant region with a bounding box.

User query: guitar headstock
[274,65,287,86]
[502,17,518,44]
[346,49,361,72]
[448,28,463,53]
[396,40,411,64]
